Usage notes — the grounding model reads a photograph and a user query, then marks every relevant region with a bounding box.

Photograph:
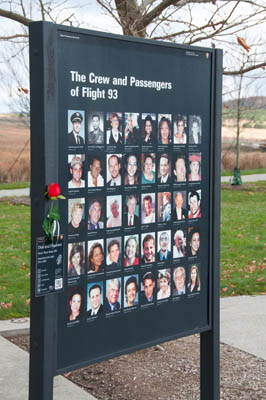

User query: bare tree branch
[0,7,31,26]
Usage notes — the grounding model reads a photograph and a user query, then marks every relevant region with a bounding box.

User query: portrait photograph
[124,234,139,267]
[187,264,201,294]
[141,113,157,146]
[106,195,122,228]
[189,115,202,145]
[67,110,85,146]
[106,237,122,271]
[124,194,140,227]
[188,189,202,219]
[124,275,139,308]
[157,153,171,184]
[106,112,123,145]
[124,112,140,145]
[68,154,85,189]
[157,269,171,300]
[173,114,187,145]
[158,114,172,145]
[105,278,122,312]
[106,153,122,187]
[88,154,104,188]
[187,226,200,257]
[87,281,104,317]
[140,271,156,304]
[188,153,202,182]
[172,266,186,296]
[141,153,156,185]
[157,192,171,223]
[141,193,156,224]
[68,242,85,277]
[124,153,140,185]
[141,232,156,264]
[88,111,104,145]
[88,195,104,230]
[157,230,171,262]
[88,239,104,274]
[173,153,187,183]
[67,285,84,322]
[68,198,86,235]
[172,191,187,221]
[173,228,186,259]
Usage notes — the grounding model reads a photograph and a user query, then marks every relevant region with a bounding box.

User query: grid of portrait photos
[66,110,203,325]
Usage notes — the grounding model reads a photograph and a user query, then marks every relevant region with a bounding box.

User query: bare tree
[0,0,266,114]
[1,1,266,74]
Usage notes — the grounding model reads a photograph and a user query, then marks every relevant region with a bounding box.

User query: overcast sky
[0,1,266,112]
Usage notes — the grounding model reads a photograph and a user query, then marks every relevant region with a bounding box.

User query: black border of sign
[29,21,222,400]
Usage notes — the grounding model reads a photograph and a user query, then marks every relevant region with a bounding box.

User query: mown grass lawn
[0,183,266,319]
[220,185,266,296]
[0,201,30,319]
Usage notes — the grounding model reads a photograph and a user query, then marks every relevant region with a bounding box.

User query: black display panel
[51,29,215,372]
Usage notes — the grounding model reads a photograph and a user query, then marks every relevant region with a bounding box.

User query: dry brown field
[0,114,30,182]
[0,114,266,182]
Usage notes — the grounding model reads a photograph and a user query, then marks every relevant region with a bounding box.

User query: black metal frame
[29,21,222,400]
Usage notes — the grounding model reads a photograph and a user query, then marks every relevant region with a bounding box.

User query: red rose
[47,183,61,199]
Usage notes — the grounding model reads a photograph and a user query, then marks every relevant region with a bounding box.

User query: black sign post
[29,21,221,399]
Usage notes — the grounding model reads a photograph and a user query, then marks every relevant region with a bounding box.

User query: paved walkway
[0,295,266,399]
[221,173,266,183]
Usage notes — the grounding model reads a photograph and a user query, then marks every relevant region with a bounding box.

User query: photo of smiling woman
[124,153,140,185]
[141,153,156,184]
[68,286,83,322]
[68,242,85,277]
[124,275,139,308]
[187,264,201,293]
[187,227,200,257]
[124,235,139,267]
[142,114,156,146]
[87,240,104,274]
[158,114,172,144]
[157,269,171,300]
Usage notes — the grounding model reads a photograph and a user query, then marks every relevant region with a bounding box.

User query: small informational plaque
[35,237,64,296]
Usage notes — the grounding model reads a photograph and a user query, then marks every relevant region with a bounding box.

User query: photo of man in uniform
[87,284,103,317]
[88,113,104,144]
[68,156,85,189]
[68,111,84,145]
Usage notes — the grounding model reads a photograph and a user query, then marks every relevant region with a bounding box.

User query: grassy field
[220,185,266,296]
[0,184,266,319]
[0,201,30,319]
[222,108,266,128]
[0,181,30,190]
